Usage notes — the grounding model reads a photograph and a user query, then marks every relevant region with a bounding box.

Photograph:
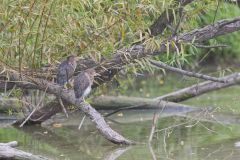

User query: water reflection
[1,109,240,160]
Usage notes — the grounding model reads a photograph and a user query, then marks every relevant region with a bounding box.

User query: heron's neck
[85,73,94,84]
[68,61,76,69]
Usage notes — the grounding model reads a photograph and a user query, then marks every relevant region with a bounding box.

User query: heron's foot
[63,83,68,89]
[64,82,74,89]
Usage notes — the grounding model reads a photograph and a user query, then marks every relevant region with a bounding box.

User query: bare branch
[149,59,227,83]
[194,44,229,48]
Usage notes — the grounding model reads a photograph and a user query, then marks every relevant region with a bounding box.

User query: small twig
[148,112,159,143]
[78,115,86,130]
[212,0,220,24]
[172,1,184,37]
[194,44,229,48]
[104,103,146,117]
[149,59,227,83]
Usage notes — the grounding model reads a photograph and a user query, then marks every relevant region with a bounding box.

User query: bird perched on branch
[56,54,77,118]
[74,68,97,102]
[56,54,77,87]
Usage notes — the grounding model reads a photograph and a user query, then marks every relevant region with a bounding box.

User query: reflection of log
[103,147,131,160]
[0,141,49,160]
[156,73,240,102]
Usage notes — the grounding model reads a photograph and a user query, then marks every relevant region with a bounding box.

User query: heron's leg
[58,87,68,118]
[59,98,68,118]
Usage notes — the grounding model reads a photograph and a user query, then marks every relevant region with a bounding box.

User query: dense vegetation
[1,0,237,70]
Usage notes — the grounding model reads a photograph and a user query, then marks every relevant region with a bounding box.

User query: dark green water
[1,72,240,160]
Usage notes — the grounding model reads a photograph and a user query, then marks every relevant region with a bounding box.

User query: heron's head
[86,68,100,77]
[85,68,95,76]
[67,54,77,63]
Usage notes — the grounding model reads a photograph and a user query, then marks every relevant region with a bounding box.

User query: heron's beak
[95,73,101,76]
[75,57,81,61]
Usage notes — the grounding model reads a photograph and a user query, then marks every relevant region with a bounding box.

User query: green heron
[74,68,97,102]
[56,55,77,118]
[56,55,77,87]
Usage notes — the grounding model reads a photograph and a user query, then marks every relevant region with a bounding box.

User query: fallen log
[156,72,240,102]
[91,95,201,111]
[0,141,50,160]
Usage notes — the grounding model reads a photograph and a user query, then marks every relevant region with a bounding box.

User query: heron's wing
[74,73,90,98]
[56,61,76,85]
[56,60,68,85]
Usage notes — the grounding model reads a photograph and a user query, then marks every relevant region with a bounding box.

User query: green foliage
[0,0,219,70]
[8,88,23,97]
[0,0,162,68]
[200,3,240,60]
[180,3,240,64]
